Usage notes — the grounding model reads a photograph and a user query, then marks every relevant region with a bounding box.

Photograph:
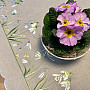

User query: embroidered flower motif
[24,41,31,50]
[61,71,71,80]
[52,71,71,90]
[4,9,7,12]
[56,26,83,46]
[23,54,29,58]
[0,5,4,10]
[52,74,62,83]
[22,59,28,63]
[18,47,21,52]
[12,44,18,47]
[35,51,41,60]
[38,72,45,79]
[12,0,23,7]
[60,80,70,90]
[12,9,17,15]
[15,53,19,57]
[74,12,90,32]
[25,21,38,34]
[57,13,75,28]
[1,15,7,18]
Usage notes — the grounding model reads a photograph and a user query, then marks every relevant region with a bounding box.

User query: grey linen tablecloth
[0,0,90,90]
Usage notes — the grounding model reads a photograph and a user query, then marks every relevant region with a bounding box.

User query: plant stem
[1,24,31,90]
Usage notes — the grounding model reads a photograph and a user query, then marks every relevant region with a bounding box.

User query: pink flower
[54,1,77,12]
[75,6,81,13]
[74,12,90,32]
[57,13,75,28]
[56,26,83,46]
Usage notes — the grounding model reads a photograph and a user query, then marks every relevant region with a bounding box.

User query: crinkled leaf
[82,29,90,43]
[73,38,86,50]
[49,7,58,28]
[42,26,52,41]
[43,13,50,28]
[52,29,57,37]
[66,0,74,4]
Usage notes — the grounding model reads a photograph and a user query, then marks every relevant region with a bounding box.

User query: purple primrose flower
[74,12,90,32]
[57,13,75,28]
[54,1,77,12]
[56,26,83,46]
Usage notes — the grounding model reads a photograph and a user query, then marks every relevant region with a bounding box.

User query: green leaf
[0,0,5,2]
[42,26,52,41]
[50,36,72,55]
[57,11,64,15]
[49,7,58,28]
[8,35,20,38]
[74,38,86,50]
[43,13,51,28]
[7,26,18,36]
[24,66,27,77]
[34,75,47,90]
[40,81,47,89]
[26,65,34,74]
[24,65,35,78]
[12,29,18,34]
[2,21,8,27]
[39,88,49,90]
[66,0,74,4]
[83,8,90,19]
[8,39,21,42]
[82,29,90,43]
[52,29,57,36]
[25,71,36,78]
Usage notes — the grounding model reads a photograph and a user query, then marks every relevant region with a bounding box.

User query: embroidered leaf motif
[24,65,36,78]
[34,75,47,90]
[7,25,18,36]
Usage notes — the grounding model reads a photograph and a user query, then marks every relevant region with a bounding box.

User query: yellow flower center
[61,5,70,9]
[62,19,69,25]
[77,18,84,25]
[24,54,29,58]
[15,53,19,57]
[64,28,75,38]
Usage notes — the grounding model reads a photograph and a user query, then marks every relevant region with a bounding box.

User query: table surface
[0,0,90,90]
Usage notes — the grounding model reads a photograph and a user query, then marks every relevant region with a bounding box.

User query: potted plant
[41,0,90,60]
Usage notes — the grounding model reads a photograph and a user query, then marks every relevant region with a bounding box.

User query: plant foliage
[43,2,90,55]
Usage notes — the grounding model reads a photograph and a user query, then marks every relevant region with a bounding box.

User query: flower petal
[69,36,77,46]
[75,6,81,13]
[59,37,69,45]
[74,31,83,40]
[84,18,90,25]
[56,28,66,38]
[83,24,90,32]
[57,15,64,22]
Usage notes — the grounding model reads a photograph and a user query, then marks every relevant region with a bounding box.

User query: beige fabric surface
[0,0,90,90]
